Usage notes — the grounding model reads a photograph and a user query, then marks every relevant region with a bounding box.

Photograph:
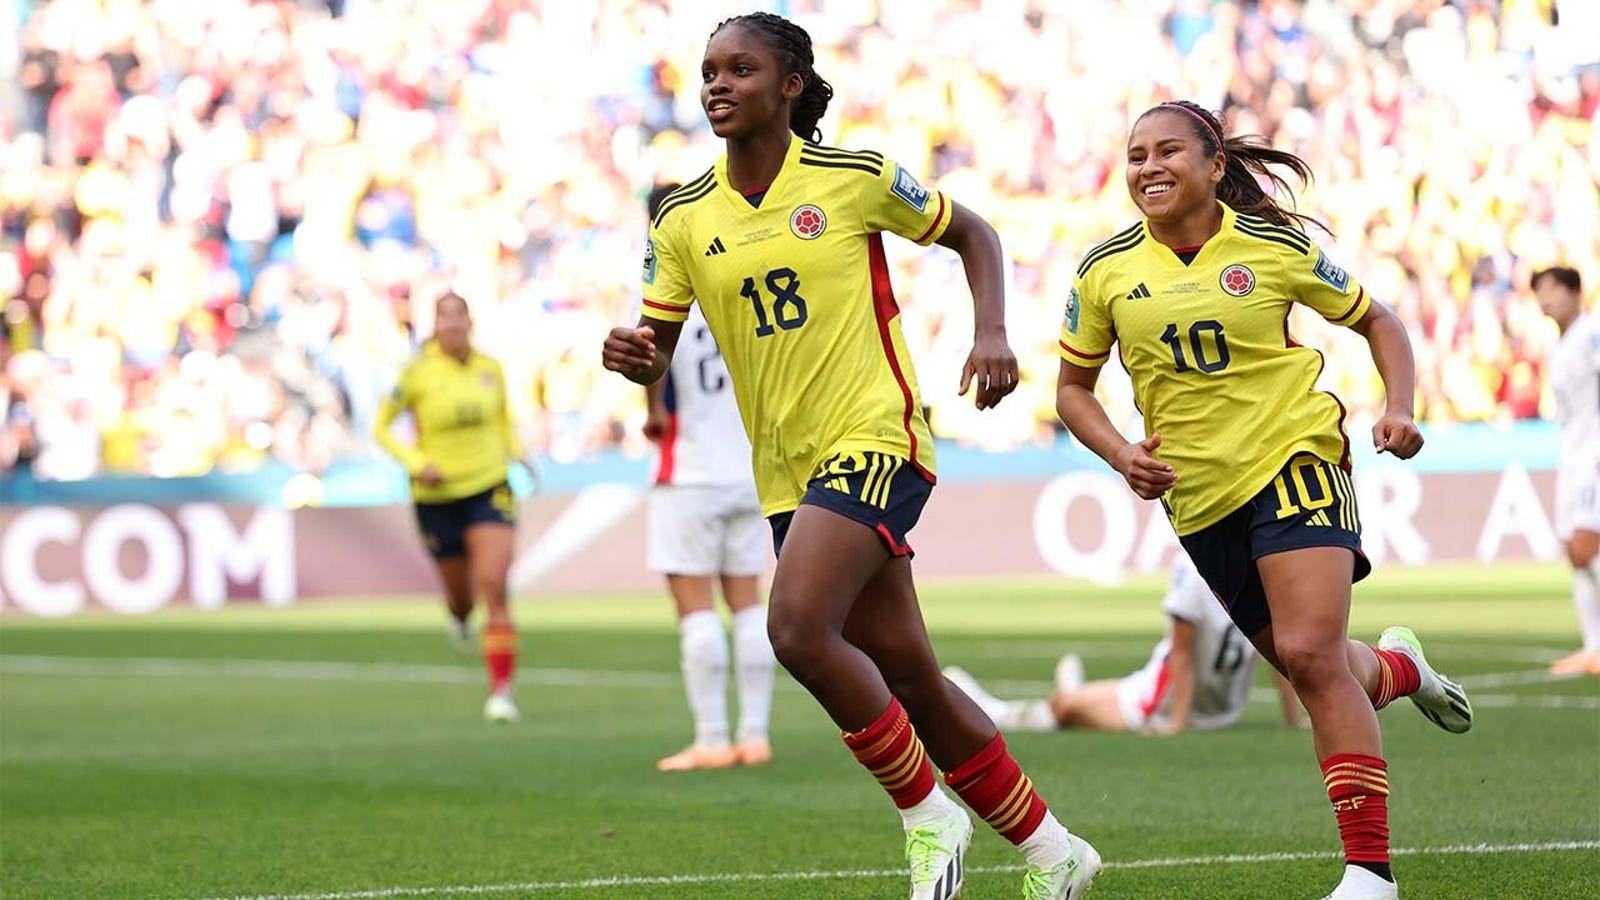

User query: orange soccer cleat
[734,739,772,767]
[656,744,739,772]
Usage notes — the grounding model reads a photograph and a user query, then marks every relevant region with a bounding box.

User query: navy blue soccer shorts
[1179,454,1370,637]
[414,482,517,559]
[768,452,934,559]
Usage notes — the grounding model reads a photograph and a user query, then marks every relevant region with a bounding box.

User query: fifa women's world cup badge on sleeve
[1063,287,1080,334]
[642,238,658,285]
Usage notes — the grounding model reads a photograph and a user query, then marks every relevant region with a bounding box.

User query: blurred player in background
[643,182,776,772]
[946,555,1305,735]
[603,13,1098,900]
[1533,266,1600,677]
[375,291,527,723]
[1055,101,1473,900]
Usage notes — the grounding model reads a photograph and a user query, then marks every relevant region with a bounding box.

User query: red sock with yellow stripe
[1322,753,1393,880]
[482,622,518,694]
[840,698,937,809]
[1367,647,1420,710]
[944,733,1048,845]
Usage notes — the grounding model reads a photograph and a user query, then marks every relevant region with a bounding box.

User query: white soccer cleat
[447,618,476,654]
[906,806,972,900]
[1054,653,1086,694]
[1319,864,1399,899]
[1022,832,1102,900]
[483,691,520,724]
[1378,626,1472,733]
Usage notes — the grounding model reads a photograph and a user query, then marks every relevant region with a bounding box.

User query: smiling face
[1125,110,1225,227]
[700,23,804,140]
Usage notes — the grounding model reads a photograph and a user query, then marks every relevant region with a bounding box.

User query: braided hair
[711,13,834,142]
[1139,100,1328,235]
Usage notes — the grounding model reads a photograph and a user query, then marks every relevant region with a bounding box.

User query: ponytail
[1144,100,1329,235]
[711,13,834,142]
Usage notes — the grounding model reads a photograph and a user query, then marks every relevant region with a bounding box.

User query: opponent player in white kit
[643,184,778,770]
[946,556,1304,734]
[1533,266,1600,677]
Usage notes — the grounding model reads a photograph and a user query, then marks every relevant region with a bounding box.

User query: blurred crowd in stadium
[1,0,1596,480]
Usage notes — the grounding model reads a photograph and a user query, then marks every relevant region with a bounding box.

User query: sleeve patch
[1313,251,1349,292]
[1064,287,1081,334]
[642,238,658,285]
[890,164,931,213]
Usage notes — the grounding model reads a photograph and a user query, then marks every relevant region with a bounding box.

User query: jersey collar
[1143,201,1237,268]
[714,136,804,214]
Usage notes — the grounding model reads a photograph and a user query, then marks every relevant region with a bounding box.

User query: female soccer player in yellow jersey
[375,292,527,724]
[602,13,1098,900]
[1055,100,1473,900]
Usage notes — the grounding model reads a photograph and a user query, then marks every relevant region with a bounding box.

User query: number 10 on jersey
[743,267,809,337]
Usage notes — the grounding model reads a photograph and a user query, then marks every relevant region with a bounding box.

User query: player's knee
[765,607,828,679]
[1568,542,1598,570]
[1275,638,1346,691]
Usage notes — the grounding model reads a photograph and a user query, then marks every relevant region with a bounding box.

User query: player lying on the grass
[603,13,1097,900]
[946,555,1305,735]
[1054,100,1473,900]
[641,184,777,773]
[374,291,531,724]
[1532,266,1600,678]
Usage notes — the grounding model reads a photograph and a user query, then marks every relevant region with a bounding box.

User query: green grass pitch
[2,563,1596,899]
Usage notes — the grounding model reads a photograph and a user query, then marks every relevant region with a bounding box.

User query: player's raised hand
[1372,413,1423,459]
[602,325,657,381]
[958,332,1019,410]
[1113,433,1177,500]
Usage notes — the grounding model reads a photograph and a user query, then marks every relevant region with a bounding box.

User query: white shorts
[1115,661,1170,732]
[646,483,767,577]
[1556,459,1600,541]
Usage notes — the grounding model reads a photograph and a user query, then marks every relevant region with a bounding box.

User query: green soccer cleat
[1022,833,1102,900]
[1379,625,1472,734]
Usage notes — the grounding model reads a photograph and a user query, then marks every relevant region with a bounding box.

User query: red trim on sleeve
[1332,288,1366,325]
[868,234,935,483]
[1059,340,1111,364]
[912,193,948,244]
[642,298,691,315]
[652,413,678,485]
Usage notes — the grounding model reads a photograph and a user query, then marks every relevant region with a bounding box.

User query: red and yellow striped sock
[840,698,937,810]
[1368,647,1421,710]
[944,733,1048,845]
[1322,753,1391,869]
[482,622,517,694]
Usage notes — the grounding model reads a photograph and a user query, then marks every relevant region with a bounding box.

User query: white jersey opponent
[1550,312,1600,539]
[1550,313,1600,465]
[1121,556,1258,732]
[655,305,756,487]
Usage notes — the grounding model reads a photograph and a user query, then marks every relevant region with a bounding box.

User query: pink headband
[1158,102,1223,151]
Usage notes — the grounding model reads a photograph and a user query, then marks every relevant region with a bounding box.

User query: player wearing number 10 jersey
[603,13,1098,900]
[1055,100,1473,900]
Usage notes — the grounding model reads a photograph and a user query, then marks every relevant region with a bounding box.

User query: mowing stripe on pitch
[185,841,1600,900]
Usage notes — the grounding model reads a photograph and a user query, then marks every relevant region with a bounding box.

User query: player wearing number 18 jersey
[604,13,1098,900]
[642,126,942,516]
[1054,101,1472,900]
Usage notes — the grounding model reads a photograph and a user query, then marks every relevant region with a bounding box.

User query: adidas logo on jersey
[1125,282,1152,300]
[704,237,727,256]
[1306,511,1333,527]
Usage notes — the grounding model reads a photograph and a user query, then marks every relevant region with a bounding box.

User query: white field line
[972,641,1572,664]
[184,840,1600,900]
[6,656,1596,710]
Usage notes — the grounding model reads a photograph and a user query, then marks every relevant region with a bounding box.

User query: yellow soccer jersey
[641,138,952,516]
[1058,202,1372,535]
[374,341,523,504]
